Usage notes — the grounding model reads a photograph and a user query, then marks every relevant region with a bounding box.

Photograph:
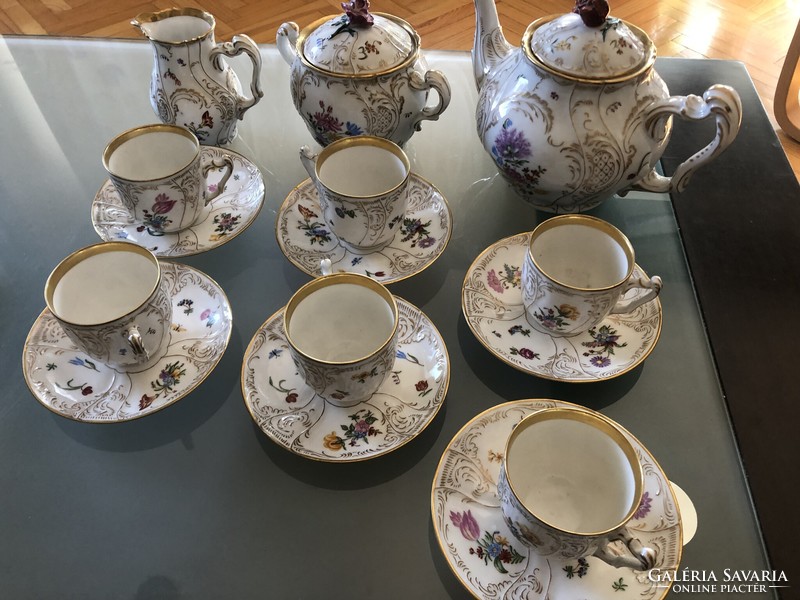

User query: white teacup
[497,408,657,571]
[522,215,662,336]
[45,242,172,372]
[299,135,411,253]
[103,124,233,234]
[284,273,399,407]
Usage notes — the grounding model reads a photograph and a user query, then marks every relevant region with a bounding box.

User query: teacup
[497,407,657,571]
[299,135,411,253]
[45,241,172,372]
[521,215,662,336]
[284,272,399,407]
[103,124,234,234]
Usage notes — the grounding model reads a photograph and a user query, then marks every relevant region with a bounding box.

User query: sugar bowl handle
[277,22,300,65]
[209,35,264,117]
[409,70,452,131]
[634,84,742,195]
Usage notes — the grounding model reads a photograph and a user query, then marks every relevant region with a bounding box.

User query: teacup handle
[609,275,662,315]
[209,35,264,117]
[593,526,657,571]
[202,155,235,205]
[409,70,452,131]
[630,84,742,195]
[127,325,149,361]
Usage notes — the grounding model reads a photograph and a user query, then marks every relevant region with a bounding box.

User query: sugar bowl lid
[299,2,418,77]
[524,1,655,82]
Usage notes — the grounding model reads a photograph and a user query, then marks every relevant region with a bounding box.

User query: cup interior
[506,409,641,534]
[530,217,633,289]
[285,275,398,363]
[104,125,199,182]
[316,137,410,198]
[46,243,160,326]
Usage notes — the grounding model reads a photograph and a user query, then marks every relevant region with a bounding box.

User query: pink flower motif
[200,309,211,321]
[208,183,218,193]
[450,510,481,541]
[152,193,176,214]
[487,269,504,294]
[354,419,370,434]
[634,491,653,519]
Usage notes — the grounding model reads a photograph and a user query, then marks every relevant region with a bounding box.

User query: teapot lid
[299,8,418,77]
[525,12,655,81]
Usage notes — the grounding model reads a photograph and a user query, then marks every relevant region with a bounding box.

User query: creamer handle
[209,35,264,117]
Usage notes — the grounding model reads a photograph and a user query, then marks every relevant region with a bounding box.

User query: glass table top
[0,37,777,598]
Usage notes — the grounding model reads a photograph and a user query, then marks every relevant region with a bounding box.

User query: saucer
[241,297,449,462]
[462,232,662,382]
[23,262,232,422]
[276,173,452,284]
[92,146,265,257]
[432,399,682,599]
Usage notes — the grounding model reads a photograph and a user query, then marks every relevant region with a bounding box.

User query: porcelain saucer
[241,297,449,462]
[462,232,662,382]
[432,399,682,600]
[23,262,232,422]
[92,146,265,258]
[276,174,452,284]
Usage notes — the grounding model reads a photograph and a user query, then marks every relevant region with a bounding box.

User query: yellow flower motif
[323,431,344,451]
[493,533,510,546]
[487,449,504,463]
[559,304,580,320]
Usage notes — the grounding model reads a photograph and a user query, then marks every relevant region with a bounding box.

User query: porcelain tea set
[23,0,728,596]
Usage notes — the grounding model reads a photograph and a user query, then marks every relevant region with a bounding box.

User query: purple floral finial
[342,0,374,27]
[573,0,610,27]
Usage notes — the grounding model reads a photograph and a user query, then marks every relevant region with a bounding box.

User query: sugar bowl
[277,0,451,146]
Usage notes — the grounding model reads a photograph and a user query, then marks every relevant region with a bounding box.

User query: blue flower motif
[68,357,85,367]
[351,257,363,266]
[486,541,503,560]
[268,349,282,359]
[396,349,407,360]
[345,121,364,136]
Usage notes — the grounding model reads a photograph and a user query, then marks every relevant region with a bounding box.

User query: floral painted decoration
[573,0,610,27]
[341,0,374,27]
[323,409,382,451]
[449,510,525,574]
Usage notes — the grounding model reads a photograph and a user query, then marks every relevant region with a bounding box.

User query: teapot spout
[472,0,514,90]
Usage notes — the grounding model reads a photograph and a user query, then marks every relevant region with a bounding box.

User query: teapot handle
[409,70,452,131]
[631,84,742,194]
[209,34,264,118]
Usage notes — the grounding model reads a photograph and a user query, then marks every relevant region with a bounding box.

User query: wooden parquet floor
[2,0,800,178]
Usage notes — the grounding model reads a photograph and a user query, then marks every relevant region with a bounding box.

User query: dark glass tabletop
[0,38,795,598]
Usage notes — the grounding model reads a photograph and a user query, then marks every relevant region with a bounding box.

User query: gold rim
[102,124,200,183]
[430,399,681,599]
[275,173,453,285]
[521,15,656,84]
[240,296,450,463]
[296,13,420,79]
[93,146,265,258]
[44,241,161,327]
[528,214,635,292]
[25,263,233,424]
[504,407,644,536]
[132,7,215,45]
[460,232,662,383]
[284,272,399,365]
[314,135,410,199]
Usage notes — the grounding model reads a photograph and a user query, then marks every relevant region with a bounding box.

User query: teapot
[277,0,451,147]
[472,0,742,213]
[133,8,263,146]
